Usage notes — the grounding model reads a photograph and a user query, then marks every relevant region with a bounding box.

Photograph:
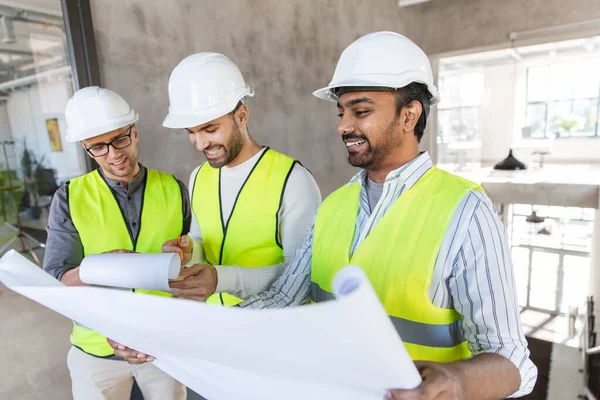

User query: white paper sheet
[79,253,180,292]
[0,250,421,400]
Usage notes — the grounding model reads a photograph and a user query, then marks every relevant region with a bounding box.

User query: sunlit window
[524,59,600,138]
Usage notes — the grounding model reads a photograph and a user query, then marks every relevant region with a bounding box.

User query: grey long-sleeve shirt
[43,164,191,280]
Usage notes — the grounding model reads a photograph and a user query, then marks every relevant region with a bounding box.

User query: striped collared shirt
[240,152,537,397]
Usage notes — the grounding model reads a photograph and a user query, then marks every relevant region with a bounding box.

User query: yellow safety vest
[192,148,296,306]
[312,166,481,363]
[68,168,183,357]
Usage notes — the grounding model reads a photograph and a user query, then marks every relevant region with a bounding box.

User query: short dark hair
[392,82,432,143]
[231,101,244,115]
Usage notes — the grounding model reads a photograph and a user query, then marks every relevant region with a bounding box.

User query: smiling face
[336,91,404,170]
[335,90,424,182]
[186,105,249,169]
[81,124,140,182]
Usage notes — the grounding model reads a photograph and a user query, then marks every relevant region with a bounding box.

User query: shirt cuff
[215,265,239,294]
[480,347,537,397]
[54,265,77,283]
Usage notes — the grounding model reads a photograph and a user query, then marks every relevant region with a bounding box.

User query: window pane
[573,59,600,98]
[548,101,575,138]
[438,75,461,109]
[563,219,593,252]
[561,255,590,314]
[525,103,547,138]
[460,72,484,107]
[529,251,559,311]
[549,62,575,101]
[460,107,480,141]
[527,65,549,102]
[437,109,460,141]
[570,98,598,137]
[438,108,478,142]
[0,2,83,233]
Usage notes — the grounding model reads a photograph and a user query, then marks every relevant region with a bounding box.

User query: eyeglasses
[84,125,133,157]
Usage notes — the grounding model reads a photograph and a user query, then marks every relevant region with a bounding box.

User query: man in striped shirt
[239,32,537,398]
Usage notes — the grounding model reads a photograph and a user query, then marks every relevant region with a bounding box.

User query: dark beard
[344,117,401,170]
[207,123,244,168]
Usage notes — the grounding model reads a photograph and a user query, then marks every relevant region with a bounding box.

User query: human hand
[386,361,465,400]
[106,338,155,364]
[162,235,193,265]
[169,263,217,301]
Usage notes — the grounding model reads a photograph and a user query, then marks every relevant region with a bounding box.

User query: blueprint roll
[0,249,63,287]
[0,253,423,400]
[80,253,180,292]
[332,265,422,387]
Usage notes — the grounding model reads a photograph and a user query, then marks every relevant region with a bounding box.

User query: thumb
[180,235,193,250]
[178,264,206,279]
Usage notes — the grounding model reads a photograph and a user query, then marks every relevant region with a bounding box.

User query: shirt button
[116,182,121,186]
[132,222,137,227]
[127,196,132,201]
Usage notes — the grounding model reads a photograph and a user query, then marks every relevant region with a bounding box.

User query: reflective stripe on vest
[192,148,296,306]
[311,166,481,363]
[311,282,464,348]
[68,168,183,357]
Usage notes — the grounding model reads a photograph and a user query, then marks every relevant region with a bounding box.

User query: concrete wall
[412,0,600,56]
[88,0,420,196]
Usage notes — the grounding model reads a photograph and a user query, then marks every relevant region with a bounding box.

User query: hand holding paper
[107,338,155,364]
[162,235,193,265]
[169,263,218,301]
[60,267,89,287]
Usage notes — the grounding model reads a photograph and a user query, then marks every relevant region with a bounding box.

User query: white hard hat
[162,52,254,129]
[65,86,138,142]
[313,31,440,105]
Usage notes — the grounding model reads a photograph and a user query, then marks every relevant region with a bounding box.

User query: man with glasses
[43,86,189,400]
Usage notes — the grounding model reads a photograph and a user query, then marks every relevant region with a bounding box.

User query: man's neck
[367,149,419,183]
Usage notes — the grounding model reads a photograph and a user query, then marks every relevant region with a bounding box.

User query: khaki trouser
[67,346,187,400]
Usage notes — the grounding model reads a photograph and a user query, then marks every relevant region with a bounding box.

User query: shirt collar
[347,151,433,190]
[99,163,146,194]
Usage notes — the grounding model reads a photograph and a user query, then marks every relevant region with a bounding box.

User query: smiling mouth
[345,140,367,148]
[204,145,223,158]
[111,158,126,167]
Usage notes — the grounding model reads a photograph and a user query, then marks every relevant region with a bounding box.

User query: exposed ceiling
[440,36,600,72]
[0,2,67,91]
[0,0,62,17]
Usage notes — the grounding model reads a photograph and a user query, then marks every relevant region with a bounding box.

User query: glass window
[524,58,600,138]
[0,1,86,264]
[437,71,484,169]
[529,251,559,310]
[527,65,549,102]
[525,103,547,138]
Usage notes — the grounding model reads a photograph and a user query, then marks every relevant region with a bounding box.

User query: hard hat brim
[163,90,254,129]
[313,81,440,106]
[65,113,139,143]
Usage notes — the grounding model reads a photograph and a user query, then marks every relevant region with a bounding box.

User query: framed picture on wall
[46,118,63,152]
